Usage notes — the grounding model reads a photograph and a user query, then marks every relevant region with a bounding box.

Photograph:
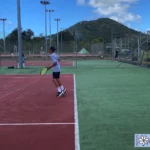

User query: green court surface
[0,60,150,150]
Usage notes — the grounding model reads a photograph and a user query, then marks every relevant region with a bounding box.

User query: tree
[22,29,34,41]
[32,36,42,42]
[92,37,104,43]
[6,28,18,42]
[39,33,44,38]
[0,38,4,52]
[60,30,74,41]
[0,38,3,45]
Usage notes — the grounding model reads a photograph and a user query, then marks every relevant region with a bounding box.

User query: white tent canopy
[78,48,89,54]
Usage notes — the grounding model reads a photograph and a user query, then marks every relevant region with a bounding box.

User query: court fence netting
[0,32,150,70]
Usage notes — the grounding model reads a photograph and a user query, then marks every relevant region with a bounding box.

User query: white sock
[61,85,64,90]
[57,87,61,92]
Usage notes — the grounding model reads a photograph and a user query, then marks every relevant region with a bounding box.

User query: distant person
[47,46,67,97]
[11,53,14,59]
[98,50,104,59]
[114,49,119,61]
[17,53,25,68]
[22,53,25,68]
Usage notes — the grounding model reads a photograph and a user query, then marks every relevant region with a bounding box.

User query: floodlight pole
[75,30,77,69]
[17,0,23,68]
[147,30,150,53]
[0,18,7,53]
[46,9,54,48]
[111,29,114,59]
[55,18,60,54]
[138,37,140,61]
[60,28,63,53]
[41,1,50,59]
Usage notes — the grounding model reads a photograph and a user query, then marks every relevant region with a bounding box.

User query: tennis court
[0,74,80,150]
[0,60,73,67]
[0,60,150,150]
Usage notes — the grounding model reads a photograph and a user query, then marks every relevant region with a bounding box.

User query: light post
[0,18,7,53]
[17,0,23,68]
[60,28,63,54]
[40,0,50,59]
[55,18,60,54]
[46,9,54,48]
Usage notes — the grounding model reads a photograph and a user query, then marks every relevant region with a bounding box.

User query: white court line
[0,75,80,150]
[0,74,73,79]
[0,77,25,79]
[0,122,75,126]
[13,77,26,79]
[74,74,81,150]
[0,77,27,79]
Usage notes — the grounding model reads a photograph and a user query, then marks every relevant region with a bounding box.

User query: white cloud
[77,0,85,5]
[127,23,131,28]
[147,28,150,31]
[7,21,13,25]
[110,13,141,22]
[134,28,140,31]
[77,0,141,23]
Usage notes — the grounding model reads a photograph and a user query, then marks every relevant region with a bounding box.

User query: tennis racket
[40,67,48,75]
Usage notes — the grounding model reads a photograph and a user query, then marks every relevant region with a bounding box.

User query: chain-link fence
[0,30,150,69]
[116,34,150,68]
[0,39,76,68]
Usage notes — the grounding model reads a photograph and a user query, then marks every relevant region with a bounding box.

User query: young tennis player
[47,46,66,97]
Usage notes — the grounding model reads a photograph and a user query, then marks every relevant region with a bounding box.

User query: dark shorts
[115,52,118,58]
[52,72,60,79]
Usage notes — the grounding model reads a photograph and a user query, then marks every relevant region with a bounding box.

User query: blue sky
[0,0,150,38]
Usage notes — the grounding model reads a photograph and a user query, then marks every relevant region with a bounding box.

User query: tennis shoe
[56,92,63,97]
[62,88,67,95]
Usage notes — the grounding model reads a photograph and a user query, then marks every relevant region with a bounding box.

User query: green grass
[0,60,150,150]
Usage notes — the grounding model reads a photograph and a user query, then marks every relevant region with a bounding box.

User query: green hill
[52,18,143,44]
[1,18,147,54]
